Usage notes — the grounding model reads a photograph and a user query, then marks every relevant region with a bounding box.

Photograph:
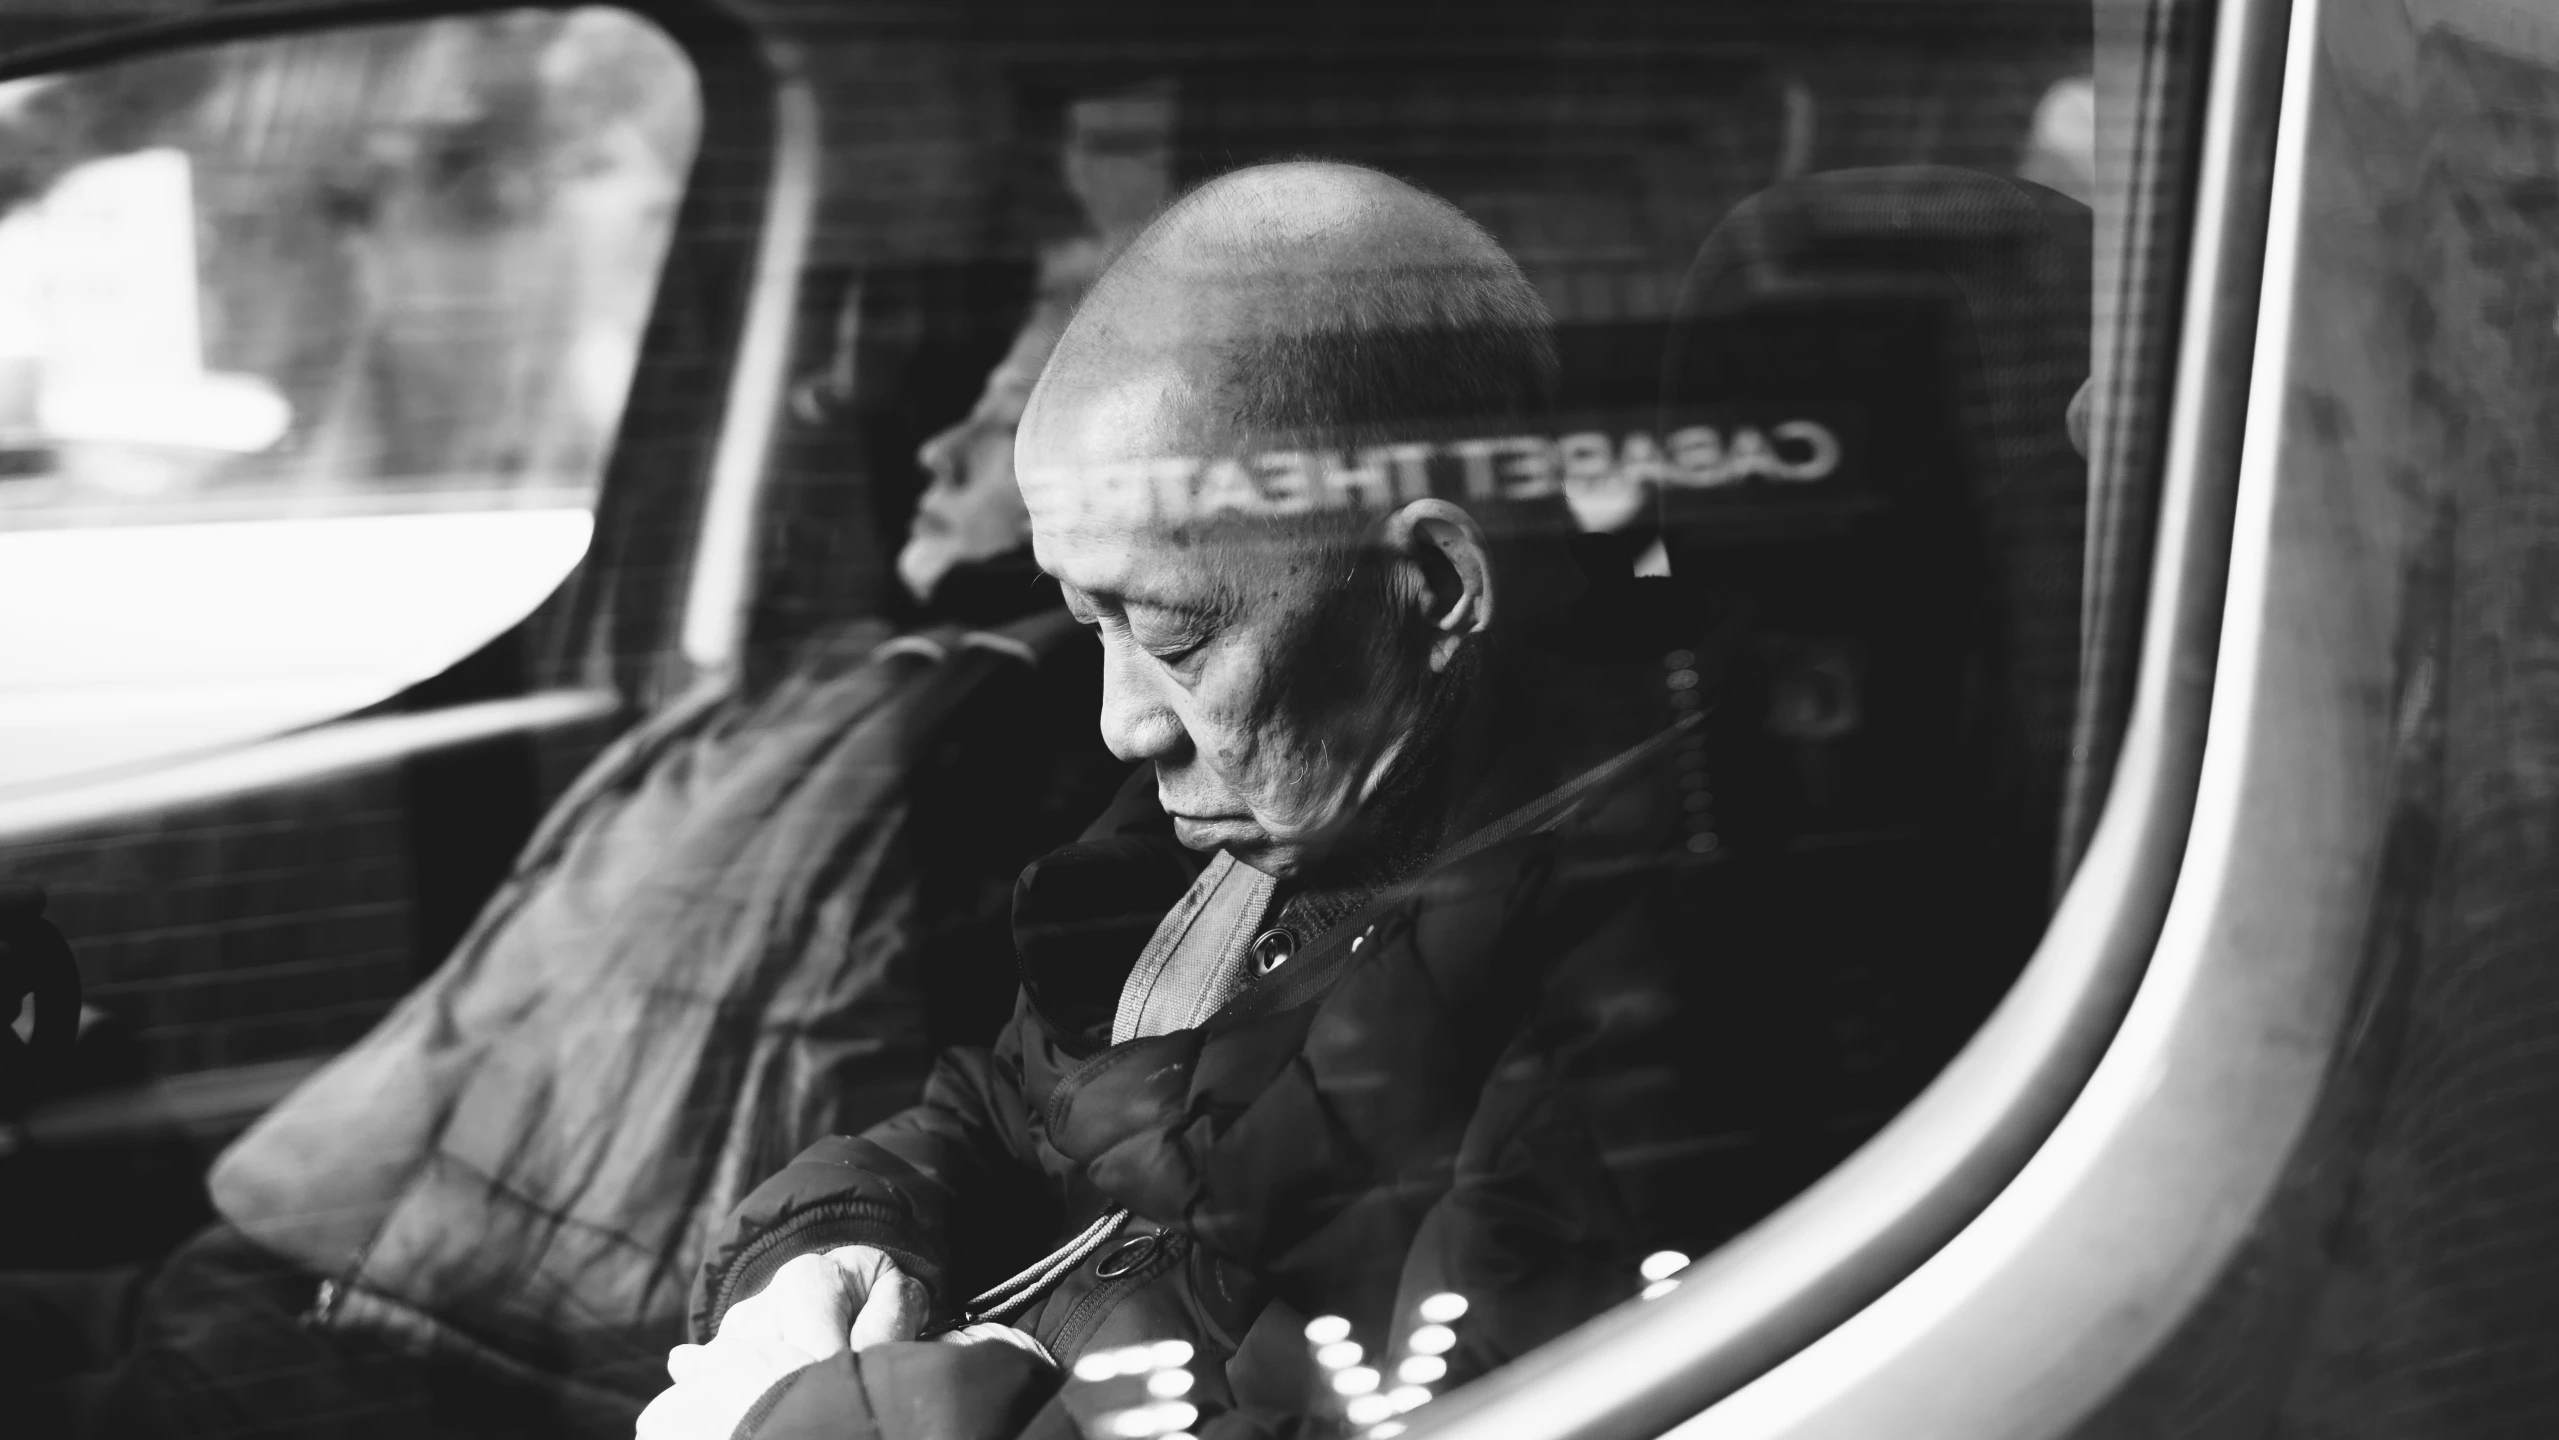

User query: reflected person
[646,160,1719,1440]
[898,83,1175,610]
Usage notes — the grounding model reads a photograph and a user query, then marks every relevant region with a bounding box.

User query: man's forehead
[1032,515,1223,611]
[1023,361,1204,468]
[1017,364,1211,538]
[1022,386,1315,611]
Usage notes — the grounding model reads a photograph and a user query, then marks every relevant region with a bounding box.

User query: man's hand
[709,1245,930,1358]
[635,1246,928,1439]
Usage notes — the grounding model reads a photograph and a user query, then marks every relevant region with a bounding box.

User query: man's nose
[1098,640,1185,763]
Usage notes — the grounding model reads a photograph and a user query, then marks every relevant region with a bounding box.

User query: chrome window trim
[0,688,621,845]
[1688,0,2334,1432]
[1402,0,2293,1435]
[0,1,2323,1431]
[678,54,820,673]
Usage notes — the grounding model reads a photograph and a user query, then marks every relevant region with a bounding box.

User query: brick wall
[4,715,617,1083]
[9,772,414,1079]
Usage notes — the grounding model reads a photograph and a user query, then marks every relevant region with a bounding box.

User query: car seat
[1652,165,2092,1230]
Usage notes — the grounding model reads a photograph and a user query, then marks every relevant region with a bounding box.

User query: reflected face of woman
[897,417,1033,602]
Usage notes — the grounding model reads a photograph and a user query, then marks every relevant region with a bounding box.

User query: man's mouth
[1168,812,1255,848]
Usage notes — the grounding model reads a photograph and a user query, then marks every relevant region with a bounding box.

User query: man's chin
[1169,815,1345,879]
[1170,814,1265,853]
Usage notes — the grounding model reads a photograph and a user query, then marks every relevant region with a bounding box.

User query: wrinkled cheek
[1236,741,1362,838]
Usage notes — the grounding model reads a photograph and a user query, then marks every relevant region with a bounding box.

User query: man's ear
[1384,499,1494,672]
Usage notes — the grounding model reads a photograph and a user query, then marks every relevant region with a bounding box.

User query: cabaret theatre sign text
[1026,415,1848,530]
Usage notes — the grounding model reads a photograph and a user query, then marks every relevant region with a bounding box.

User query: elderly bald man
[644,162,1719,1440]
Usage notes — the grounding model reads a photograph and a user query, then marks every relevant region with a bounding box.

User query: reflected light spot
[1345,1394,1397,1426]
[1416,1292,1468,1323]
[1640,1250,1691,1282]
[1106,1401,1198,1438]
[1305,1315,1352,1345]
[1396,1356,1446,1385]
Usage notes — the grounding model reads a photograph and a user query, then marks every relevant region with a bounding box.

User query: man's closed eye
[1129,621,1212,667]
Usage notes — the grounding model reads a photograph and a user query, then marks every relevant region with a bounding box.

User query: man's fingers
[745,1252,854,1360]
[718,1333,821,1380]
[633,1385,682,1440]
[847,1271,930,1351]
[822,1245,901,1293]
[645,1250,915,1439]
[637,1380,737,1440]
[713,1291,787,1352]
[666,1342,784,1389]
[771,1282,857,1360]
[713,1247,915,1364]
[644,1344,821,1440]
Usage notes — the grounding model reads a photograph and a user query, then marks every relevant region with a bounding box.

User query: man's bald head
[1023,161,1557,496]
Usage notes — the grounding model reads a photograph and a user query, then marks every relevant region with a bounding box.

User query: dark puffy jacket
[692,692,1736,1439]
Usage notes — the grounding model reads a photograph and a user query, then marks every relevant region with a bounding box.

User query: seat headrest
[1652,166,2094,865]
[1655,165,2091,556]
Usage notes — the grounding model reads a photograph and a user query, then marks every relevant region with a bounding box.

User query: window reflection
[0,8,697,789]
[0,7,695,525]
[0,6,2162,1440]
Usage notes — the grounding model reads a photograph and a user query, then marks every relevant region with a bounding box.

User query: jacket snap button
[1095,1232,1161,1280]
[1251,928,1296,976]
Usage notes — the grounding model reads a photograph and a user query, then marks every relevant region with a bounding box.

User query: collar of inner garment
[1116,816,1439,1043]
[1113,850,1281,1043]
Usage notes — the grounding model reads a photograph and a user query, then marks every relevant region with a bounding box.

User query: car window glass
[732,5,2154,1428]
[0,5,2212,1437]
[0,7,697,789]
